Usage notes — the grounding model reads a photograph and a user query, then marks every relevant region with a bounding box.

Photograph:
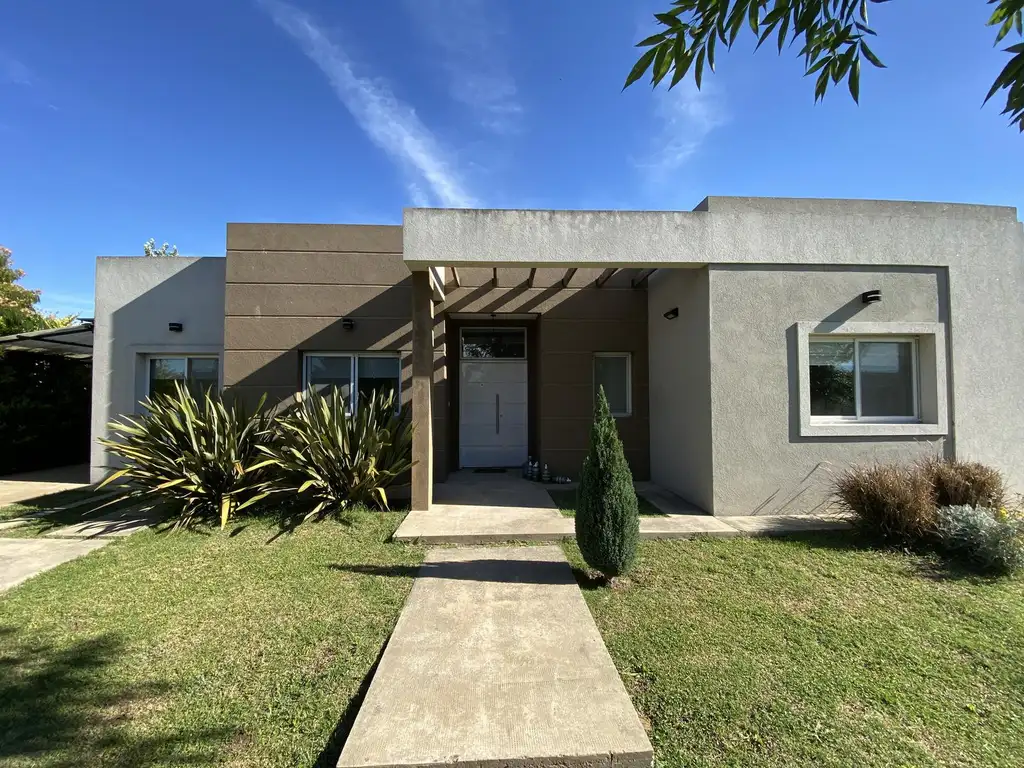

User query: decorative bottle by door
[542,464,550,483]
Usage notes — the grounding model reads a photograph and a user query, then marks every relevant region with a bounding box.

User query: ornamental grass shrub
[918,456,1007,510]
[936,504,1024,575]
[832,462,936,545]
[575,387,639,580]
[100,382,274,529]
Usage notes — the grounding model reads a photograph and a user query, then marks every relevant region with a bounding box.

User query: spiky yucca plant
[254,387,413,519]
[99,382,274,529]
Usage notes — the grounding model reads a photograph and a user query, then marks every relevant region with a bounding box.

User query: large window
[808,337,918,422]
[148,356,220,399]
[460,328,526,359]
[594,353,632,417]
[303,353,401,411]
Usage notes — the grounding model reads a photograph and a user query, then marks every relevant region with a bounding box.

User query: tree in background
[143,239,179,257]
[627,1,1024,131]
[575,387,640,582]
[0,246,75,336]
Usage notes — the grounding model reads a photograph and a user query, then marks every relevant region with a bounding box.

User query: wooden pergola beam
[527,268,536,288]
[492,268,499,288]
[631,268,656,288]
[451,267,461,288]
[561,268,578,288]
[595,268,618,288]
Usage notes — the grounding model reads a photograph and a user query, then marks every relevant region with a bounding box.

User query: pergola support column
[411,271,434,511]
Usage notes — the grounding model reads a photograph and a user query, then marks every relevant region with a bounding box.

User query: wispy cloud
[36,292,95,317]
[1,53,33,86]
[638,82,727,183]
[257,0,477,207]
[405,0,521,134]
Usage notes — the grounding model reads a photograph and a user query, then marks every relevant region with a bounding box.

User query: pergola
[0,322,94,359]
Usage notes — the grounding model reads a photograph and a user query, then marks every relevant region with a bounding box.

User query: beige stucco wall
[223,223,448,480]
[648,268,713,511]
[707,265,949,516]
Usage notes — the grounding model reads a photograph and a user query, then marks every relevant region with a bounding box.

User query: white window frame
[144,354,222,398]
[808,335,920,425]
[796,321,948,438]
[301,352,402,412]
[594,352,632,418]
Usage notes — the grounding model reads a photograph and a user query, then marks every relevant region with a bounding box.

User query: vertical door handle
[495,393,500,434]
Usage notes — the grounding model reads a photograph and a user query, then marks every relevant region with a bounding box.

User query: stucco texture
[90,257,226,483]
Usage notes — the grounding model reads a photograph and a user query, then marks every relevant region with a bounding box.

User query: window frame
[593,352,632,418]
[795,321,948,438]
[808,335,920,425]
[145,354,222,399]
[301,352,402,412]
[459,327,528,360]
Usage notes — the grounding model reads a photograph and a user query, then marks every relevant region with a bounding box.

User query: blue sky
[2,0,1022,317]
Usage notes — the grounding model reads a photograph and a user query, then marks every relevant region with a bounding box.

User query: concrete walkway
[338,546,653,768]
[0,537,110,592]
[0,464,90,507]
[394,473,848,544]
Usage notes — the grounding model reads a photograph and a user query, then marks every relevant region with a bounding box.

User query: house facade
[90,197,1024,516]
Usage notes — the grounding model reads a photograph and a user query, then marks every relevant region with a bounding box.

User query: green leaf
[636,32,668,47]
[860,40,886,68]
[624,46,659,89]
[849,57,861,103]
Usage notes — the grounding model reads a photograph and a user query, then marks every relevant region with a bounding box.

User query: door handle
[495,393,500,435]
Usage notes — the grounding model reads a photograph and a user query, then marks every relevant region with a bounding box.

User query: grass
[548,488,665,517]
[564,532,1024,767]
[0,510,423,767]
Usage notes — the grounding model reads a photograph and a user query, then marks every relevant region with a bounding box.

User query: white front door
[459,328,528,468]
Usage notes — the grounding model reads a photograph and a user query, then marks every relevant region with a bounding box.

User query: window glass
[357,357,400,404]
[149,357,219,400]
[306,355,351,402]
[809,341,856,417]
[595,355,630,416]
[461,329,526,359]
[859,341,915,417]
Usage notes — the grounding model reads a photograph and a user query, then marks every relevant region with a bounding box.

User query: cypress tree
[575,386,639,579]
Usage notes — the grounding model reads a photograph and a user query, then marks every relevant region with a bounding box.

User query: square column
[411,270,434,511]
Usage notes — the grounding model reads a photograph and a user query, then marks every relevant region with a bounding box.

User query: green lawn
[0,511,423,767]
[564,533,1024,768]
[0,487,102,521]
[548,488,665,517]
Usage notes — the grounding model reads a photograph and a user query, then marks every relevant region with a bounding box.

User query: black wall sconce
[861,290,882,304]
[168,322,183,333]
[663,307,679,320]
[341,318,356,331]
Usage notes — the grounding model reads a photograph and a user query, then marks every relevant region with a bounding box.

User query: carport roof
[0,322,93,359]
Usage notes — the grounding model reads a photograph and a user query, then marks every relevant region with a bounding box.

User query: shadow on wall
[0,628,231,766]
[222,265,653,484]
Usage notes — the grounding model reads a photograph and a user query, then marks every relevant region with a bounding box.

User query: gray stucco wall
[648,268,713,511]
[90,257,226,483]
[405,199,1024,494]
[707,265,949,516]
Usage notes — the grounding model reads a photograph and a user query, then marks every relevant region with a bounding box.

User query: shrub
[575,387,639,580]
[936,505,1024,575]
[99,383,273,529]
[255,387,413,518]
[832,463,936,544]
[919,456,1006,509]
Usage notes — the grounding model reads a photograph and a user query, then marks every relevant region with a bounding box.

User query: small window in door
[460,328,526,359]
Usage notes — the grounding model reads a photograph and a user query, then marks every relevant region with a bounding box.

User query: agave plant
[99,382,274,529]
[254,387,413,519]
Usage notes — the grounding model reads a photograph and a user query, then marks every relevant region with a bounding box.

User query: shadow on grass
[0,630,232,767]
[329,558,577,585]
[312,638,389,768]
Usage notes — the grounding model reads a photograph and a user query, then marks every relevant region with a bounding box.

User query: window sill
[800,421,948,438]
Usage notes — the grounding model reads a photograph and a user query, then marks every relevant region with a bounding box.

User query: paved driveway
[0,465,90,506]
[0,538,109,592]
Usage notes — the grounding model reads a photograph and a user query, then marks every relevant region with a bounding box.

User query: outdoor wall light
[168,322,183,333]
[861,290,882,304]
[342,318,356,331]
[663,307,679,320]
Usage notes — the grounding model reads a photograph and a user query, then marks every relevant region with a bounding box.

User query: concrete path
[0,537,110,592]
[0,464,90,506]
[338,546,652,768]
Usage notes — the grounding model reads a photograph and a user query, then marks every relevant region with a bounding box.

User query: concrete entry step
[338,546,653,768]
